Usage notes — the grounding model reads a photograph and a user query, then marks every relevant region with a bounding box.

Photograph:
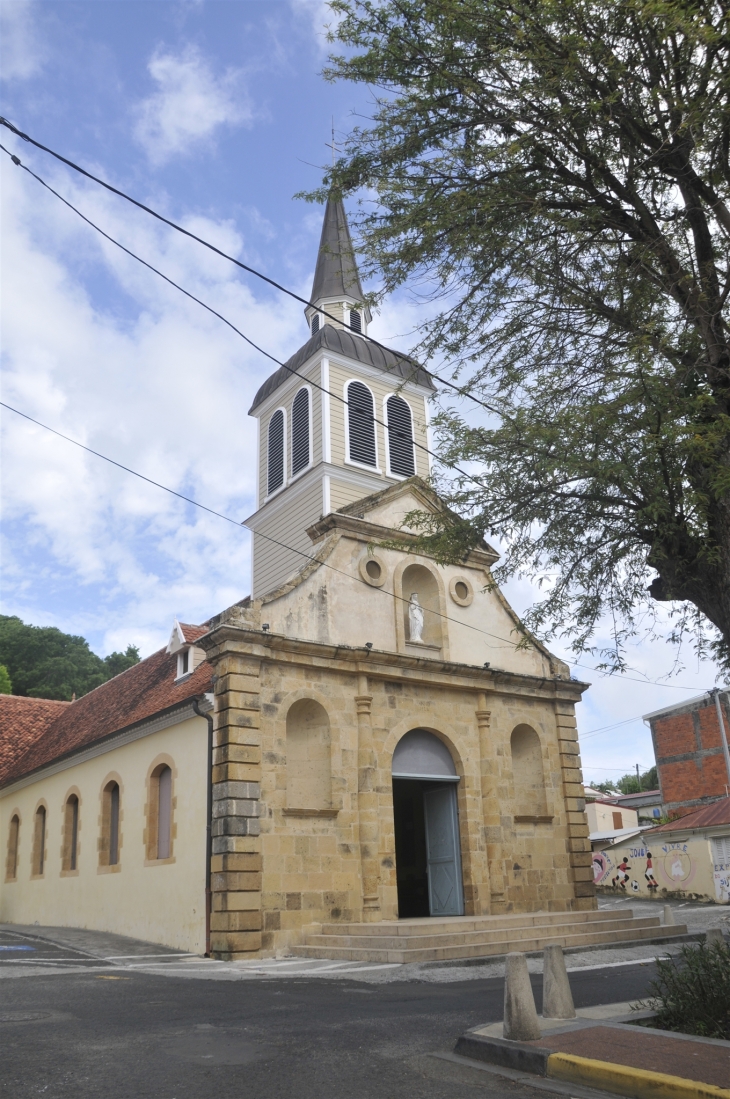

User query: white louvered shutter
[291,388,310,475]
[386,395,416,477]
[347,382,377,466]
[349,309,362,333]
[268,409,285,494]
[712,835,730,863]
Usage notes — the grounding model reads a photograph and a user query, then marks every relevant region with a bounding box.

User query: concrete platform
[292,907,689,964]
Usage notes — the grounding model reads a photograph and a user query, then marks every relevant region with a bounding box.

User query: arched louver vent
[311,314,320,335]
[267,409,285,494]
[347,381,377,466]
[349,309,362,333]
[291,387,311,475]
[386,395,416,477]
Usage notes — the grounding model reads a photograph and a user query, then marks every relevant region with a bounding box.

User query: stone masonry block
[216,690,261,713]
[212,798,260,819]
[210,910,262,932]
[212,763,261,784]
[212,890,262,912]
[214,716,260,738]
[213,782,261,801]
[211,852,262,873]
[212,871,262,892]
[216,672,260,694]
[212,835,260,855]
[210,931,262,956]
[212,817,260,837]
[213,744,261,765]
[570,865,594,883]
[566,837,590,853]
[573,881,596,898]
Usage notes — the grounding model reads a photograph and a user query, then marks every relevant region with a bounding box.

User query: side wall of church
[202,629,593,959]
[0,715,208,953]
[252,480,325,597]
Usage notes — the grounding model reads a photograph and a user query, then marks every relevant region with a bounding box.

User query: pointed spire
[310,193,365,305]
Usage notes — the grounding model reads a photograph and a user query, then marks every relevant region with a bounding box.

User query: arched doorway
[391,730,464,918]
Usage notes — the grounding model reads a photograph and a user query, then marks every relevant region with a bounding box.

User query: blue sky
[0,0,721,785]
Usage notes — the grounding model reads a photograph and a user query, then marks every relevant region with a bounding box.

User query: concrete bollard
[663,905,675,926]
[706,927,725,946]
[542,943,576,1019]
[503,952,542,1041]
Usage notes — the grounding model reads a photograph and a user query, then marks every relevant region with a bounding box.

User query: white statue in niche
[408,593,424,642]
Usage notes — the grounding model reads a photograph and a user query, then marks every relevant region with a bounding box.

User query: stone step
[298,915,663,952]
[291,921,688,964]
[312,907,631,939]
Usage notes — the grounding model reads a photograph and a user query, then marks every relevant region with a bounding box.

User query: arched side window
[267,408,286,495]
[32,805,46,877]
[385,395,416,478]
[147,763,173,861]
[346,380,377,467]
[510,725,549,818]
[62,794,79,872]
[291,387,311,476]
[100,780,121,867]
[5,814,20,882]
[286,699,332,810]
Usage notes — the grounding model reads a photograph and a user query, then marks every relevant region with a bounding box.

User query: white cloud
[0,153,306,656]
[0,0,45,81]
[288,0,342,54]
[133,46,251,166]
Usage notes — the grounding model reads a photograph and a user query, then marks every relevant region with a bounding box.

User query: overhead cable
[0,400,711,693]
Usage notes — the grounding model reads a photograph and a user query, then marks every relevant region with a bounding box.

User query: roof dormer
[166,620,208,681]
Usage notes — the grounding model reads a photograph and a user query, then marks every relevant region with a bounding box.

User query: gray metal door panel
[423,784,464,917]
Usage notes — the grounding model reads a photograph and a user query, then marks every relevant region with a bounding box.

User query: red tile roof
[0,645,213,788]
[646,797,730,833]
[179,623,209,644]
[0,696,71,784]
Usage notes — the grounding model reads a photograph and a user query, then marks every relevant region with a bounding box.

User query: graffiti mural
[658,842,697,889]
[714,860,730,903]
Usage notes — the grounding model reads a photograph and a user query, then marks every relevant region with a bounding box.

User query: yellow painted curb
[547,1052,730,1099]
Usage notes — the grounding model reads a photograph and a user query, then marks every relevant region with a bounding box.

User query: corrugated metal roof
[248,324,435,414]
[645,797,730,833]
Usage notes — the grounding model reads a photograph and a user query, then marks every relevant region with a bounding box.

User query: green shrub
[640,940,730,1039]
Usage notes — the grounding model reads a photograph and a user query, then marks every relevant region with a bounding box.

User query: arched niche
[510,724,549,818]
[392,729,458,781]
[286,698,332,810]
[400,563,443,649]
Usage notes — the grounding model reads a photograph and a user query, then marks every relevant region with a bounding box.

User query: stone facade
[199,480,595,960]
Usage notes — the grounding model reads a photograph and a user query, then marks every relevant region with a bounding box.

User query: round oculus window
[449,576,474,606]
[359,555,387,587]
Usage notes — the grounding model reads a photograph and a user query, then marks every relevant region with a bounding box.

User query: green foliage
[640,941,730,1039]
[0,616,140,701]
[593,766,657,794]
[318,0,730,669]
[0,665,11,695]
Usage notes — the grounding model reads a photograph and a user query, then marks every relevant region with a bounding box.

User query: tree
[0,616,140,701]
[319,0,730,668]
[0,665,11,695]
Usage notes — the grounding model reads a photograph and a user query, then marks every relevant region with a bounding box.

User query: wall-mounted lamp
[365,642,373,650]
[262,623,270,632]
[483,661,490,669]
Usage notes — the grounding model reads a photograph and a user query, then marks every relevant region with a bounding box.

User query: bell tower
[245,195,436,599]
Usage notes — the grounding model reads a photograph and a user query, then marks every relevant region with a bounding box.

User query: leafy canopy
[319,0,730,669]
[0,615,140,701]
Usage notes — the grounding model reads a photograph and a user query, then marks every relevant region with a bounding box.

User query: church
[0,197,605,962]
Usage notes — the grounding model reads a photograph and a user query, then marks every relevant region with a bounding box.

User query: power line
[0,141,487,493]
[0,400,712,693]
[0,115,503,418]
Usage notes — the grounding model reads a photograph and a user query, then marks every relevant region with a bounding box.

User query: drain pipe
[193,692,215,956]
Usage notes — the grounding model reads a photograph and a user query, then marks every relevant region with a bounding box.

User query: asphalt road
[0,943,657,1099]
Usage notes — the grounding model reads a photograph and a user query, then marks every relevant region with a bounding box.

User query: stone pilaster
[209,649,263,958]
[555,699,595,910]
[355,672,381,921]
[476,691,504,911]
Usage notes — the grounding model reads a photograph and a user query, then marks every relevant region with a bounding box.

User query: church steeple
[305,194,371,336]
